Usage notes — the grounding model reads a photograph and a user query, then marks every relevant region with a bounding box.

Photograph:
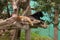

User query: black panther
[28,11,44,21]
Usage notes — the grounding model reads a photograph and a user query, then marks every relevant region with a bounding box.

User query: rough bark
[0,16,16,29]
[0,16,48,29]
[54,9,58,40]
[25,25,31,40]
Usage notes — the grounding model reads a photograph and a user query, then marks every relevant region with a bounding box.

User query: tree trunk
[54,9,58,40]
[25,25,31,40]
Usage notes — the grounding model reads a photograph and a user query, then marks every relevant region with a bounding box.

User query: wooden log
[11,29,21,40]
[0,16,16,29]
[17,29,21,40]
[0,19,48,30]
[10,29,17,40]
[25,25,31,40]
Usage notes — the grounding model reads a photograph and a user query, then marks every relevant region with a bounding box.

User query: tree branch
[0,16,48,30]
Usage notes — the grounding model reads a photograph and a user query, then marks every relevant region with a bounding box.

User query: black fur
[29,11,44,21]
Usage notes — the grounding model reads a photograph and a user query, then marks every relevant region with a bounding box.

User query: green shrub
[21,32,53,40]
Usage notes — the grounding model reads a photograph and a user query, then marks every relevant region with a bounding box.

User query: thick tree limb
[0,16,16,29]
[0,16,48,30]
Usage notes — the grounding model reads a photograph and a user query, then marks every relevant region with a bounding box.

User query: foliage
[31,0,60,12]
[20,31,53,40]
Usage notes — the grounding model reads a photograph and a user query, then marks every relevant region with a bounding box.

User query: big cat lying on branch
[12,11,47,28]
